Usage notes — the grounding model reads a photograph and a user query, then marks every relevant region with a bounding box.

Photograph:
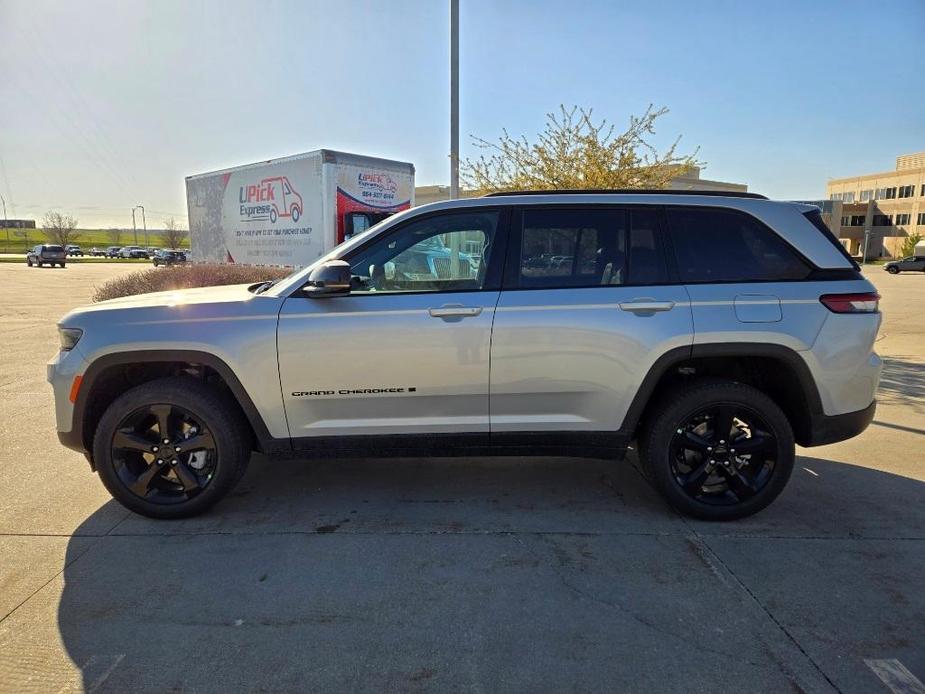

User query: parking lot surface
[0,262,923,693]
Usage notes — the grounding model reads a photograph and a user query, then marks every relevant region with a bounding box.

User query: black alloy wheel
[640,381,795,520]
[110,403,217,505]
[94,377,250,518]
[668,404,776,506]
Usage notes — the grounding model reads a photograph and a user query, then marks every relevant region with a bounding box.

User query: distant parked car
[152,249,188,267]
[146,247,160,257]
[65,245,84,256]
[884,256,925,274]
[119,246,148,259]
[106,246,123,258]
[26,244,67,267]
[88,247,107,257]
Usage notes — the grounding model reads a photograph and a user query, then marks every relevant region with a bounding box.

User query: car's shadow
[55,452,925,691]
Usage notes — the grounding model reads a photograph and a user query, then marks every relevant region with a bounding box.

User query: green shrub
[93,263,292,302]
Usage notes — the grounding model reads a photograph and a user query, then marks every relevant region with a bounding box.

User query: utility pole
[132,208,138,245]
[137,205,147,247]
[449,0,459,200]
[0,194,7,253]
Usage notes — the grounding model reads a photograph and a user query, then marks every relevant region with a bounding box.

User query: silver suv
[49,191,882,520]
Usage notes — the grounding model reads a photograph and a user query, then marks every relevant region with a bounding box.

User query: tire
[269,208,278,224]
[639,381,795,521]
[887,266,899,274]
[60,263,66,268]
[291,206,300,223]
[26,258,32,267]
[36,261,43,267]
[93,377,251,519]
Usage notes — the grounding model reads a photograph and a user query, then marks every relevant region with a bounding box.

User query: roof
[185,149,415,181]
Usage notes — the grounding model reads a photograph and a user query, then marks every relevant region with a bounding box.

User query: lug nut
[171,459,178,466]
[677,429,683,434]
[175,447,181,453]
[723,461,730,467]
[707,446,712,452]
[720,440,725,444]
[156,459,164,465]
[152,446,158,452]
[163,439,170,445]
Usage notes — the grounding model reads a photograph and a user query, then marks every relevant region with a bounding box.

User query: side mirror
[303,260,352,297]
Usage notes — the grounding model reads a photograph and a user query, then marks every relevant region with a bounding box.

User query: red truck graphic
[239,176,303,223]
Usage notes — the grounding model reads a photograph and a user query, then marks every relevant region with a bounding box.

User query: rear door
[489,205,693,439]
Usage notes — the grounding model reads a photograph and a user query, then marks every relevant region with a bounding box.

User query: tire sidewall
[642,382,795,521]
[93,377,248,519]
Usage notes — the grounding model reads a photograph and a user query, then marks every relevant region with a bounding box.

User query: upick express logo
[357,172,398,194]
[238,176,303,224]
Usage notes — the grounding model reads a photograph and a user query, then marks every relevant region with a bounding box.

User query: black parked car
[884,255,925,274]
[152,249,188,267]
[26,244,67,267]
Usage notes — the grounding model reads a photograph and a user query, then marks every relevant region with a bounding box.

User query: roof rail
[481,189,768,200]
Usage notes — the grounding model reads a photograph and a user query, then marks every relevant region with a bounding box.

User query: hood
[87,283,258,311]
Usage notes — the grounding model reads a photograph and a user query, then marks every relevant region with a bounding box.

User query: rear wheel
[639,381,795,521]
[93,377,251,519]
[887,266,899,274]
[26,258,32,267]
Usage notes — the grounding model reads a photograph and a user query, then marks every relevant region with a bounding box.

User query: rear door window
[666,207,810,282]
[517,208,627,288]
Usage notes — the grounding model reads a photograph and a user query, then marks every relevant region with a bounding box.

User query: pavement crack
[682,518,843,693]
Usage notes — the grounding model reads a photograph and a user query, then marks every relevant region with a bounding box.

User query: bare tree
[463,104,701,193]
[42,211,80,246]
[162,217,189,250]
[106,228,124,245]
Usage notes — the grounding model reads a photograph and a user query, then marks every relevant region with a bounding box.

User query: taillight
[819,292,880,314]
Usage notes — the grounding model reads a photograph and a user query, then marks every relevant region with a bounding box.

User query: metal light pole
[137,205,147,247]
[132,208,138,245]
[449,0,459,200]
[0,194,7,253]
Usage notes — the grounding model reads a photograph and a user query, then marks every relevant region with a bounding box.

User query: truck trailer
[185,149,414,266]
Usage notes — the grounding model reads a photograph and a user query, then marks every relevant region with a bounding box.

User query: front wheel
[887,266,899,274]
[93,377,251,519]
[639,381,795,521]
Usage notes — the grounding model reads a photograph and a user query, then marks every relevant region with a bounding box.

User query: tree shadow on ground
[877,355,925,415]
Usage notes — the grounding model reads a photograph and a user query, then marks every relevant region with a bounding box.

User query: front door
[489,206,693,438]
[277,208,507,444]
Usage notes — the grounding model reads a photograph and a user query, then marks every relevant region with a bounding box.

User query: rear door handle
[428,305,483,319]
[619,300,675,313]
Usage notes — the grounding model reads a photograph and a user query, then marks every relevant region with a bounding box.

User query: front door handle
[619,300,675,313]
[428,305,483,319]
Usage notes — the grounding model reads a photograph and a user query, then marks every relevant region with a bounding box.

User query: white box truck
[185,149,414,266]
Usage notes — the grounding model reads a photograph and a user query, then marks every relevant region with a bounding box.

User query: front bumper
[803,400,876,447]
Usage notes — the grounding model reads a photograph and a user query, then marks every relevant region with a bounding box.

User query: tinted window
[348,211,498,293]
[667,207,810,282]
[627,209,668,284]
[518,209,626,288]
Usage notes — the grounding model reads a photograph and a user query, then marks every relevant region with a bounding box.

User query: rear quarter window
[666,207,810,283]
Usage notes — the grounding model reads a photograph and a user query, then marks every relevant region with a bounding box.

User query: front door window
[348,211,499,293]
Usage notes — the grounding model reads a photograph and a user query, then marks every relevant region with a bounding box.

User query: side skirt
[283,431,629,461]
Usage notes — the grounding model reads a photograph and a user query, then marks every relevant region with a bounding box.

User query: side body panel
[277,291,499,438]
[489,286,693,432]
[685,278,882,416]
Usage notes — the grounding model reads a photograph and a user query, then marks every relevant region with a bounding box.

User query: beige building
[415,166,748,206]
[825,152,925,257]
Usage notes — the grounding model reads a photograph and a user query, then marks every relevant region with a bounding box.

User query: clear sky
[1,0,923,229]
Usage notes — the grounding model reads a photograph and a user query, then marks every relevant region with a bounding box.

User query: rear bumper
[803,400,876,447]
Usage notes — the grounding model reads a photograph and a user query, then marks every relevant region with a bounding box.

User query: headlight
[59,327,83,351]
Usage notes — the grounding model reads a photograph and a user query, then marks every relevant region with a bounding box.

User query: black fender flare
[64,349,280,458]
